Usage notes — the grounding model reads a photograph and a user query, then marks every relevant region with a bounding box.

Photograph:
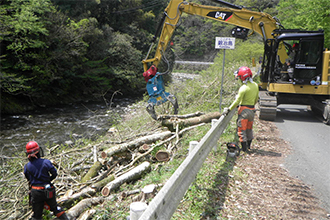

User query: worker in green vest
[223,66,259,152]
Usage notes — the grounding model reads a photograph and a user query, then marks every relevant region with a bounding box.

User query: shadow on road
[247,148,282,157]
[275,105,321,124]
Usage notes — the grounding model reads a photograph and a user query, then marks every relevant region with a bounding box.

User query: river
[0,98,137,156]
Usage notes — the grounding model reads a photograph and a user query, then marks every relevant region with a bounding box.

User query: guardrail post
[129,202,148,220]
[211,119,219,151]
[139,110,236,220]
[189,141,199,155]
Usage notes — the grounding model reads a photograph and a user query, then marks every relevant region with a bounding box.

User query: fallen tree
[1,112,212,220]
[58,174,115,206]
[67,195,114,219]
[161,112,222,131]
[80,161,103,183]
[101,131,172,158]
[102,161,151,196]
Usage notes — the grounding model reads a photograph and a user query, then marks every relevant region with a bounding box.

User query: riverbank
[1,69,329,219]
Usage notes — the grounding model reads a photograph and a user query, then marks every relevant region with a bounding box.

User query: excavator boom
[143,0,285,71]
[142,0,330,124]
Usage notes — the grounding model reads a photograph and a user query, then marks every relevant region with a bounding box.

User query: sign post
[215,37,235,112]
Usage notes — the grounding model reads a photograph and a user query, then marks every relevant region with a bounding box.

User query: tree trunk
[101,162,151,196]
[67,196,114,219]
[58,174,114,206]
[81,161,102,183]
[161,111,222,131]
[77,209,96,220]
[101,131,172,158]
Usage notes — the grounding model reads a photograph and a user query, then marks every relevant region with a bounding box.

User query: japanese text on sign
[215,37,235,49]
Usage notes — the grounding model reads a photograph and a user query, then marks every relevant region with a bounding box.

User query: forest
[1,0,329,114]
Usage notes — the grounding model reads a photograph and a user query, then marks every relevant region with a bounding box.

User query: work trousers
[31,187,64,219]
[237,106,255,143]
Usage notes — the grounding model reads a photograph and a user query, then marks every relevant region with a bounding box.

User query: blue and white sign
[215,37,235,49]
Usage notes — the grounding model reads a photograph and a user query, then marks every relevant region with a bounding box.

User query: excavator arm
[143,0,330,124]
[142,0,286,72]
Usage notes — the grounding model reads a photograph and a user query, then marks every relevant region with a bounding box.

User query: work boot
[241,142,248,152]
[247,140,252,149]
[58,213,70,220]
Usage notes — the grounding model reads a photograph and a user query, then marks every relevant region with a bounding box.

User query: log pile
[0,112,222,220]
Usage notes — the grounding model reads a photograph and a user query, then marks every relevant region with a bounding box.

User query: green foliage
[233,0,280,15]
[171,39,262,116]
[173,15,230,61]
[1,0,329,114]
[277,0,330,48]
[214,39,264,65]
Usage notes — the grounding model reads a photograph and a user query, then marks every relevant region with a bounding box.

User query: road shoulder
[221,118,329,219]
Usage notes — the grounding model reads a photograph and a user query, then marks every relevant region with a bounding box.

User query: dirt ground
[221,118,330,219]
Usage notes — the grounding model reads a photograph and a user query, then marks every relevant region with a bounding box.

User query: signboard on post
[215,37,235,112]
[215,37,235,50]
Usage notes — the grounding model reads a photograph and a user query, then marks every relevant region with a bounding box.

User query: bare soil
[221,118,329,219]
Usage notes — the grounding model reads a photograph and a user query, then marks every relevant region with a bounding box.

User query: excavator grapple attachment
[145,73,178,120]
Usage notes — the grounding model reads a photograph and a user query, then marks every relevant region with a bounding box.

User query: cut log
[139,144,151,153]
[58,174,114,205]
[77,209,96,220]
[67,196,114,219]
[155,150,170,162]
[161,111,222,131]
[101,131,172,158]
[158,111,204,120]
[80,161,102,183]
[142,184,158,200]
[101,161,151,196]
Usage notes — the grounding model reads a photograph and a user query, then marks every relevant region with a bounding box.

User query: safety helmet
[234,66,252,81]
[26,141,40,158]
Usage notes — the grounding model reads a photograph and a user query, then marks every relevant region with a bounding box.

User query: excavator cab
[258,30,330,124]
[265,30,324,85]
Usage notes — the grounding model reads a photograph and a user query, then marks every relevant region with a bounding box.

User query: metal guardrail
[139,109,236,220]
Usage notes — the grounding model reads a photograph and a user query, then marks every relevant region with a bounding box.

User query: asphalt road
[274,104,330,212]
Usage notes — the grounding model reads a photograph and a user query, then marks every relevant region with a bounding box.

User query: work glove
[222,107,230,115]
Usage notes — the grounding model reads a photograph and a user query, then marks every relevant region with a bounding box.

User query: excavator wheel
[257,91,277,121]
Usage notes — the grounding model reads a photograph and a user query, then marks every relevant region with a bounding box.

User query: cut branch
[80,161,102,183]
[101,131,172,158]
[161,111,222,131]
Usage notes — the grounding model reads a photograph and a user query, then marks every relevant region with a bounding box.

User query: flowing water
[0,98,137,156]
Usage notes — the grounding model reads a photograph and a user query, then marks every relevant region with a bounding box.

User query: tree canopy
[1,0,329,114]
[277,0,330,48]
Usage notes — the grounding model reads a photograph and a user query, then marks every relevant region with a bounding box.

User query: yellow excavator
[142,0,330,124]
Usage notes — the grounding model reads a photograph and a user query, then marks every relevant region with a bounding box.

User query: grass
[88,58,252,219]
[0,44,263,219]
[85,61,245,219]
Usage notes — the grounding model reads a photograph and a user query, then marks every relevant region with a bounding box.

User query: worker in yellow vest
[223,66,259,152]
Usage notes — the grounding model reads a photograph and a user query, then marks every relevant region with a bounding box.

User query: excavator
[142,0,330,124]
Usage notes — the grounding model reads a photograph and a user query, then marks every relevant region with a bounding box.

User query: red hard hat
[26,141,40,154]
[236,66,252,81]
